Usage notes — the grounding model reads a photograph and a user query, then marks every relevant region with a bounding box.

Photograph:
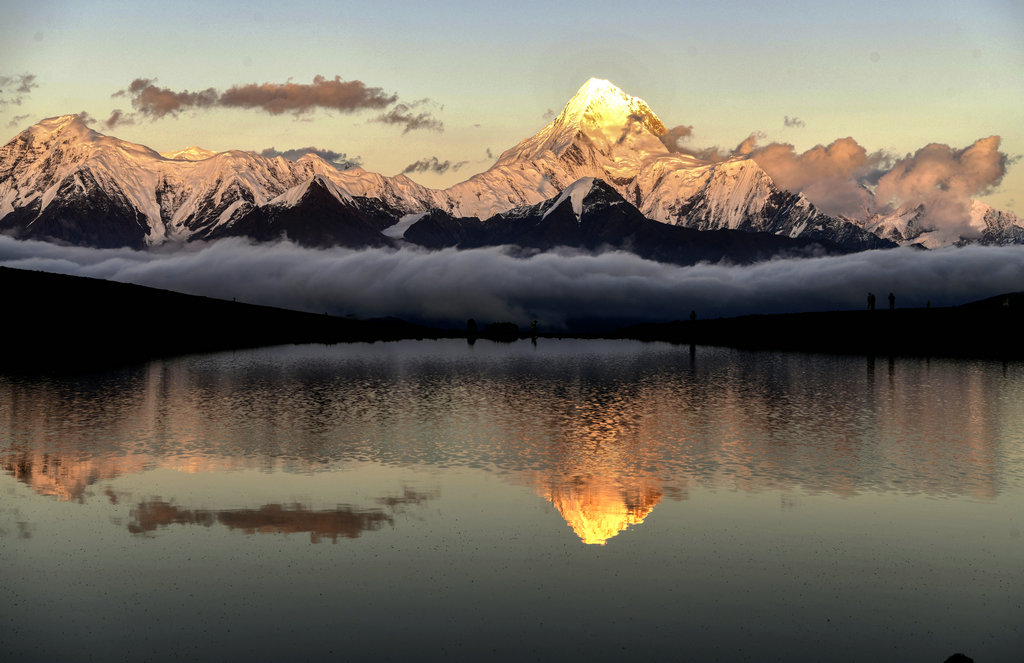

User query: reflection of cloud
[128,488,435,542]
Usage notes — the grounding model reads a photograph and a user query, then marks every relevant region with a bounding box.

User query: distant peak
[577,77,624,96]
[36,114,91,131]
[160,146,219,161]
[29,114,100,141]
[42,113,87,126]
[493,79,669,168]
[554,79,667,137]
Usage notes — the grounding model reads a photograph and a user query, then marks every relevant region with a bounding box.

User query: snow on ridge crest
[160,146,219,161]
[543,177,596,222]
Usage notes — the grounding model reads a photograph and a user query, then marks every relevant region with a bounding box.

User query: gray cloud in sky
[784,115,805,128]
[259,146,361,168]
[114,78,218,119]
[6,113,30,128]
[107,76,442,133]
[218,75,396,115]
[403,156,468,175]
[657,124,694,152]
[373,102,444,134]
[1,236,1021,329]
[103,108,135,129]
[73,110,97,126]
[0,73,38,106]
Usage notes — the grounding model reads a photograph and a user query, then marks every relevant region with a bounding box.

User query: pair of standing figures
[867,292,895,310]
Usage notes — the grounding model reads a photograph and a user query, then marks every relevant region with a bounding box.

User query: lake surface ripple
[2,340,1022,661]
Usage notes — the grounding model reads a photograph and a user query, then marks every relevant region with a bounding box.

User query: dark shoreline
[3,266,1022,371]
[605,294,1024,359]
[1,266,459,371]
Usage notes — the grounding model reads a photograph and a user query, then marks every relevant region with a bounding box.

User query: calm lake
[2,339,1022,662]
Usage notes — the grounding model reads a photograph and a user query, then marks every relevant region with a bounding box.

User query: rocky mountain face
[397,178,856,265]
[1,79,1017,253]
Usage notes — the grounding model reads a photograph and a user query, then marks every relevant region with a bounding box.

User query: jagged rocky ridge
[396,178,854,264]
[1,79,1019,252]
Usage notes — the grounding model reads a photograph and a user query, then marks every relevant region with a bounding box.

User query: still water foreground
[1,340,1022,661]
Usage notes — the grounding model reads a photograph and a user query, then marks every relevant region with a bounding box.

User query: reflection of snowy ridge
[541,475,663,545]
[1,80,1018,249]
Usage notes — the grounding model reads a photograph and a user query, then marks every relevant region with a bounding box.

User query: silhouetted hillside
[610,293,1024,359]
[1,266,456,370]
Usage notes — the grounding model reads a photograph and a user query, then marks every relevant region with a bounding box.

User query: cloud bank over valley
[2,237,1022,330]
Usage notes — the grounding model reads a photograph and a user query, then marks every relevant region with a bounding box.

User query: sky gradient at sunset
[2,0,1021,213]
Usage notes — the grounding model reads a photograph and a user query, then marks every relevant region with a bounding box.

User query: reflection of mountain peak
[543,475,662,545]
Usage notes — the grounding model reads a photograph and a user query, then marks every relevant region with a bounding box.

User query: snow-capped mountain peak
[494,78,668,169]
[160,146,219,161]
[28,114,96,140]
[557,78,667,137]
[3,80,1015,251]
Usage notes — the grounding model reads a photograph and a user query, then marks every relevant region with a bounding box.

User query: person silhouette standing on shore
[867,293,876,310]
[888,292,895,310]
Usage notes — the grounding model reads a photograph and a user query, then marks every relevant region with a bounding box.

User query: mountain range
[2,78,1021,257]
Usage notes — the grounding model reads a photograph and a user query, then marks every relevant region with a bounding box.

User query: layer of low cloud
[106,76,441,133]
[1,237,1021,329]
[260,146,361,168]
[403,156,468,175]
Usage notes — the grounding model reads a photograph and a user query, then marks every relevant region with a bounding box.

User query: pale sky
[2,0,1022,214]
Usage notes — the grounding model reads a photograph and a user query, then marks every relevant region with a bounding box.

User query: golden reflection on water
[2,342,1021,545]
[537,473,662,545]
